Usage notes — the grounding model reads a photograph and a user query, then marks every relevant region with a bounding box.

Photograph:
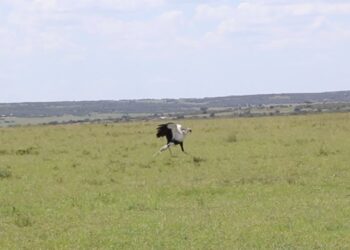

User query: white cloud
[158,10,183,22]
[32,0,57,11]
[236,1,350,18]
[0,0,167,55]
[1,0,350,102]
[4,0,164,11]
[1,0,350,56]
[96,0,164,10]
[75,9,185,52]
[282,3,350,15]
[194,4,234,21]
[191,1,350,50]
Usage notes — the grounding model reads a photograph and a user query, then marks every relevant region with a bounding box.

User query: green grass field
[0,113,349,249]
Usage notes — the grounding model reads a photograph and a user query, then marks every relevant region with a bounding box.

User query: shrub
[226,134,237,143]
[14,215,33,227]
[15,147,38,155]
[0,168,12,179]
[193,156,205,163]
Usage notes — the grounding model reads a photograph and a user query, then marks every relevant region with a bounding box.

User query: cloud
[191,1,350,50]
[4,0,165,11]
[0,0,168,55]
[75,9,185,53]
[1,0,350,102]
[96,0,165,10]
[194,4,234,21]
[1,0,350,56]
[195,2,350,25]
[238,1,350,16]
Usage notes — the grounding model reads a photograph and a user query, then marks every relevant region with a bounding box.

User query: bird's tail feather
[156,124,169,138]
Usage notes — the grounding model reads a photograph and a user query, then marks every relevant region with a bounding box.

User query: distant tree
[121,114,130,121]
[48,121,59,125]
[176,114,185,119]
[294,107,301,112]
[200,107,208,114]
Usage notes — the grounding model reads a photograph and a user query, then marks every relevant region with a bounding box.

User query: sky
[0,0,349,102]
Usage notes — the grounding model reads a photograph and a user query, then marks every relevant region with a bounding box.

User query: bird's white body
[171,124,186,142]
[155,123,192,156]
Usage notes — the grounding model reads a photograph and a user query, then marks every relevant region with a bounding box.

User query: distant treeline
[1,90,350,117]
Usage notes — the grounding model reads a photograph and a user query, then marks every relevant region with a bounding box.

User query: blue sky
[1,0,349,102]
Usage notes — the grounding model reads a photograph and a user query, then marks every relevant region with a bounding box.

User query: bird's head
[182,127,192,135]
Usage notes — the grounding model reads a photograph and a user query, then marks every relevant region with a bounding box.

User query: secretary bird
[154,123,192,156]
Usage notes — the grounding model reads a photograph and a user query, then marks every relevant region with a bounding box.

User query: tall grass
[0,113,349,249]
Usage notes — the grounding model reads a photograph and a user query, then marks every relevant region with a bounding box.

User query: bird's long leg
[167,142,175,156]
[153,144,167,157]
[154,142,174,157]
[179,142,191,155]
[180,142,187,154]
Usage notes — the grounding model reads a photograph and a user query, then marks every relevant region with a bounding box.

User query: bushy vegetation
[0,113,349,249]
[1,91,350,120]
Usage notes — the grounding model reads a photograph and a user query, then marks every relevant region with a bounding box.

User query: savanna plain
[0,113,349,249]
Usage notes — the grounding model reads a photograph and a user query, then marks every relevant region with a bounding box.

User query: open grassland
[0,113,349,249]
